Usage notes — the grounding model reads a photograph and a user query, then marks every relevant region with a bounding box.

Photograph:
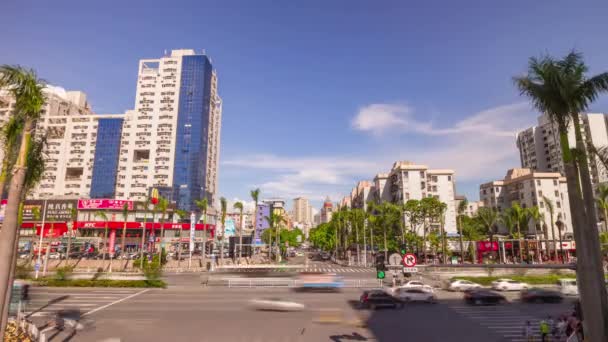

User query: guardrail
[226,278,385,288]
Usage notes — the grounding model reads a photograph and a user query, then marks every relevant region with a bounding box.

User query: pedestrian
[546,316,555,339]
[539,319,550,342]
[523,320,535,342]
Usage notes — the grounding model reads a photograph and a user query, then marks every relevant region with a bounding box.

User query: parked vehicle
[464,289,506,305]
[48,253,62,260]
[359,290,403,310]
[393,288,436,303]
[448,279,483,292]
[557,278,578,296]
[520,288,563,303]
[491,279,529,291]
[249,298,305,311]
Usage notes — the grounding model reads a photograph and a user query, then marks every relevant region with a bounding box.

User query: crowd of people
[523,302,584,341]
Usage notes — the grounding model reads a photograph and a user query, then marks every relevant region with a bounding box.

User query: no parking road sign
[403,253,417,267]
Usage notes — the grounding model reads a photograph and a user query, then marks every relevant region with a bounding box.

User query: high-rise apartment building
[320,197,334,223]
[454,195,484,217]
[293,197,311,224]
[0,88,123,199]
[517,113,608,187]
[115,49,222,211]
[479,168,573,238]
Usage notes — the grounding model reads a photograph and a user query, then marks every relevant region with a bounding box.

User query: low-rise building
[479,168,573,238]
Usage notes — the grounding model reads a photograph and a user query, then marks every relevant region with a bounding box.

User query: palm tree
[219,197,227,264]
[0,116,23,202]
[195,198,209,268]
[515,51,608,341]
[596,184,608,233]
[233,201,244,264]
[542,196,558,261]
[509,203,527,262]
[438,202,448,264]
[139,195,152,269]
[526,206,544,262]
[94,210,110,262]
[174,209,188,266]
[156,197,169,266]
[120,203,129,258]
[0,66,46,335]
[500,209,517,262]
[477,207,499,251]
[250,188,260,229]
[264,211,285,261]
[457,199,468,263]
[65,207,78,262]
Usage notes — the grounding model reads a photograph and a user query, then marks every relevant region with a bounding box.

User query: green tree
[515,51,608,340]
[66,207,78,261]
[457,199,468,262]
[195,198,209,267]
[174,209,188,264]
[233,201,244,263]
[250,188,260,230]
[510,202,527,262]
[0,116,23,201]
[264,211,286,261]
[155,197,169,267]
[542,196,560,261]
[120,203,129,258]
[219,197,227,263]
[596,184,608,233]
[0,66,47,334]
[477,207,499,244]
[526,205,545,259]
[94,210,110,262]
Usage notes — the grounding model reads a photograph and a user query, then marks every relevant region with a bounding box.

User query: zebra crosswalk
[445,303,557,342]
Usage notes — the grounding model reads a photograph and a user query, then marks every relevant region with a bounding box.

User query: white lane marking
[83,289,150,317]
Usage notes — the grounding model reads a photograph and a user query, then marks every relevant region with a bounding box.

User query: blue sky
[2,0,608,210]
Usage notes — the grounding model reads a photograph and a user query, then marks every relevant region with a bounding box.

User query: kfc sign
[78,199,134,211]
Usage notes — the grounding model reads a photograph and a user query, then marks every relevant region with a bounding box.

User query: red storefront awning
[21,222,68,238]
[74,221,215,231]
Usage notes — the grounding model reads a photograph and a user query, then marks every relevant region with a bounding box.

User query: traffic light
[400,243,407,255]
[375,254,386,279]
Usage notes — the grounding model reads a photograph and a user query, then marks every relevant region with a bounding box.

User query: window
[554,190,559,197]
[540,201,544,208]
[482,189,486,195]
[536,180,541,186]
[495,187,500,193]
[556,201,561,208]
[491,188,494,193]
[538,190,543,196]
[420,171,424,177]
[553,180,558,186]
[431,176,438,182]
[447,175,452,181]
[531,191,535,197]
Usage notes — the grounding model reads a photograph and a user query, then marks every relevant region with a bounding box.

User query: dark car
[464,289,506,305]
[520,288,563,304]
[359,290,402,310]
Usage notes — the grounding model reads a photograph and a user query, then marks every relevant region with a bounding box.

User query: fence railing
[226,278,385,288]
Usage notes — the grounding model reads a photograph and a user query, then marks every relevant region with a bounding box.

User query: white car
[249,298,305,311]
[400,280,426,289]
[449,280,483,292]
[491,279,529,291]
[48,253,62,259]
[393,288,436,303]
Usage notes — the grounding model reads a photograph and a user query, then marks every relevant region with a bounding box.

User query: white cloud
[223,102,536,202]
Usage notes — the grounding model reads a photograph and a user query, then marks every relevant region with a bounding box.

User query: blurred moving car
[393,288,436,303]
[491,279,529,291]
[557,278,578,296]
[320,252,331,260]
[399,280,434,292]
[520,288,563,303]
[449,279,483,292]
[464,289,506,305]
[295,272,343,292]
[359,290,403,310]
[249,298,305,311]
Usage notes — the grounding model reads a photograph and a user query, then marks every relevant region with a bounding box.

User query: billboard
[22,200,78,222]
[223,218,236,238]
[78,199,134,211]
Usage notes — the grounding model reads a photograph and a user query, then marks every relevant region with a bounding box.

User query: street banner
[189,212,196,251]
[109,230,116,257]
[78,199,134,211]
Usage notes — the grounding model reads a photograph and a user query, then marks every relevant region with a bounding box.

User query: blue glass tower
[172,55,213,211]
[90,118,123,198]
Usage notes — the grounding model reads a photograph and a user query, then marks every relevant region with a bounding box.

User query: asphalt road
[23,282,576,342]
